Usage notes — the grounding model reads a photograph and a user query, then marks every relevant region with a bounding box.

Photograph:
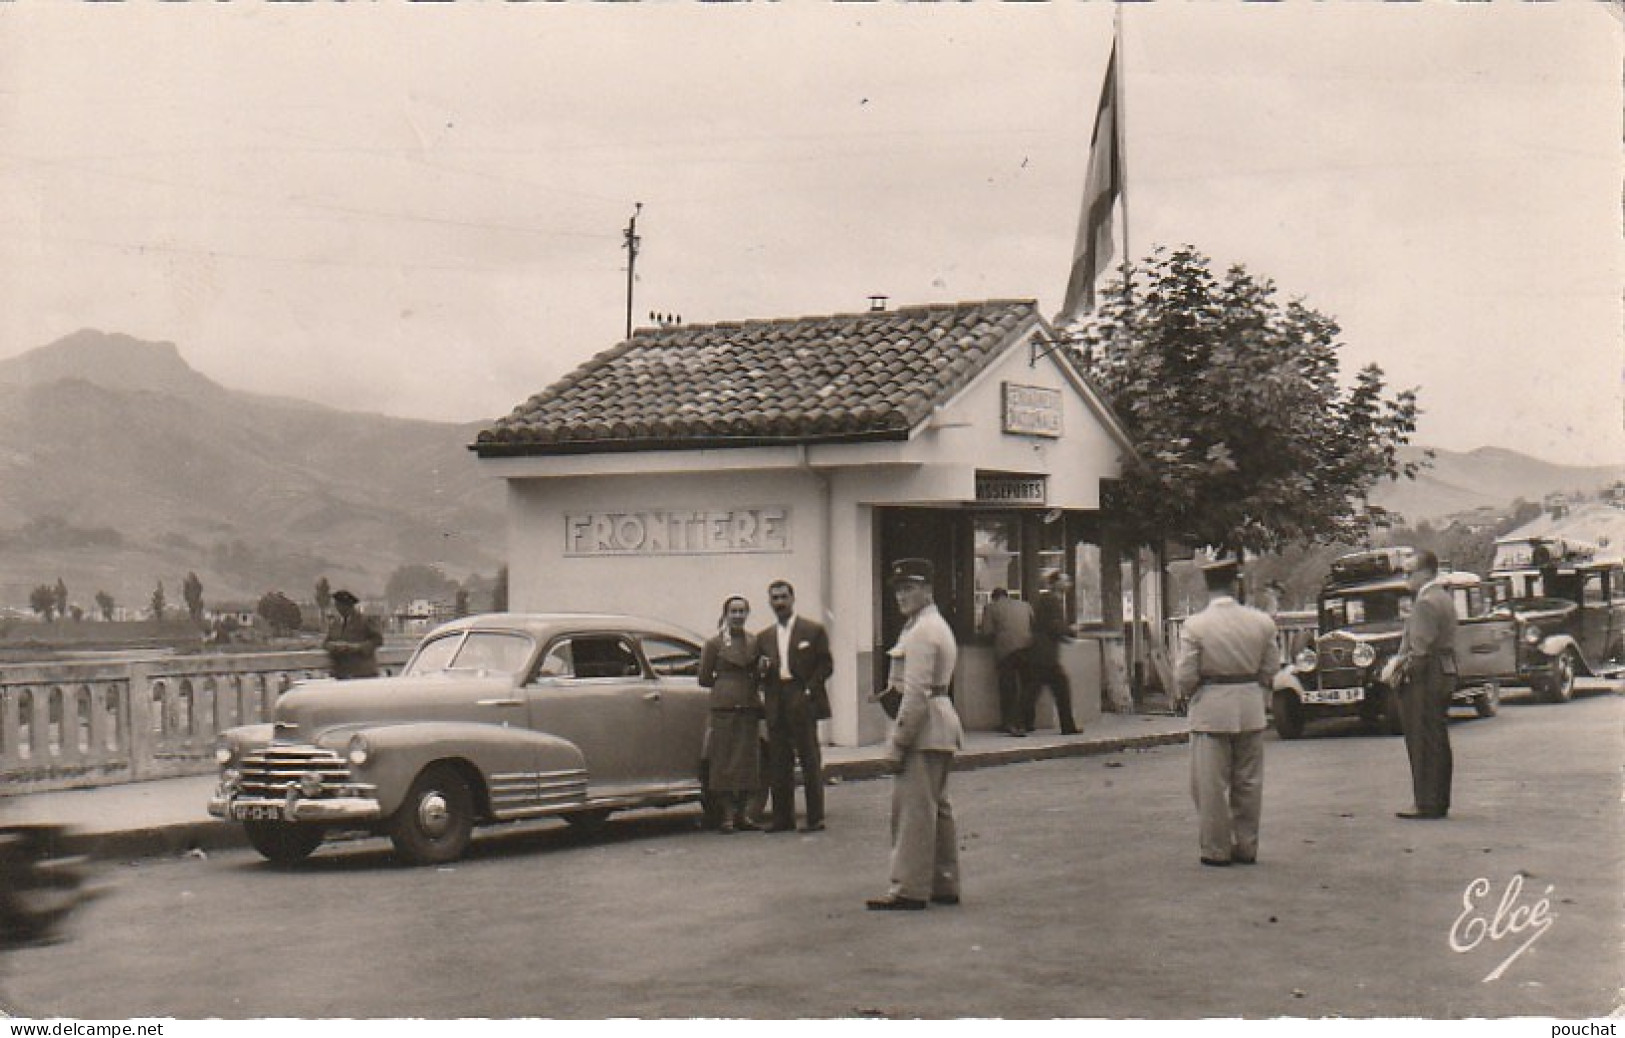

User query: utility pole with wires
[622,202,642,339]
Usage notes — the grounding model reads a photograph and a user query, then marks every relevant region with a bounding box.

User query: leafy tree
[384,564,458,609]
[183,571,205,624]
[491,565,509,612]
[150,581,166,622]
[256,591,302,636]
[53,577,67,619]
[29,584,56,622]
[70,605,84,622]
[95,590,115,622]
[314,577,332,622]
[1068,246,1425,559]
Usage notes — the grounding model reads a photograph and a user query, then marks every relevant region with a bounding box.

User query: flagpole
[1115,4,1132,304]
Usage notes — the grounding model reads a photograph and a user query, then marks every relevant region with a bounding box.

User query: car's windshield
[1320,590,1409,630]
[405,631,536,677]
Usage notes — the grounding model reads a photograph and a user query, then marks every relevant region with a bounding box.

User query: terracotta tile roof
[474,299,1041,456]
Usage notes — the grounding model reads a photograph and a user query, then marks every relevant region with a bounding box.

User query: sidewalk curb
[826,729,1190,783]
[57,729,1191,862]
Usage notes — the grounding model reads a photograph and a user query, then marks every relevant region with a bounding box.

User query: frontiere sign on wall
[1001,382,1063,438]
[566,507,792,556]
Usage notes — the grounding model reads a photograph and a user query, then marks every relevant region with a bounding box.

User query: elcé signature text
[1449,872,1555,983]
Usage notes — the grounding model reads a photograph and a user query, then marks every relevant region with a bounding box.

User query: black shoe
[1061,727,1081,736]
[798,821,826,833]
[718,820,736,834]
[929,893,961,906]
[866,895,926,911]
[733,817,761,832]
[1200,857,1232,867]
[1396,810,1447,820]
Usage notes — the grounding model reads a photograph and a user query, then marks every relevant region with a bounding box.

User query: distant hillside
[0,330,504,611]
[1369,446,1625,525]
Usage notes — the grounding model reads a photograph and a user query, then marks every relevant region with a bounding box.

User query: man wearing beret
[866,558,965,911]
[1174,558,1280,867]
[323,589,382,680]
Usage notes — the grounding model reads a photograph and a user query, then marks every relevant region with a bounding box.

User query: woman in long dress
[698,595,764,833]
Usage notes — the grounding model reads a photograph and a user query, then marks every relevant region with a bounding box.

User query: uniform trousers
[1189,729,1264,862]
[888,750,960,901]
[1398,670,1453,815]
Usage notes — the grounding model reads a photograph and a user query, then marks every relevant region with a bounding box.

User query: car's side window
[1582,574,1606,606]
[536,641,574,679]
[570,636,644,679]
[452,632,535,676]
[641,636,701,678]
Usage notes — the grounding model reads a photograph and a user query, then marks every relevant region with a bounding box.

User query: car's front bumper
[209,793,384,825]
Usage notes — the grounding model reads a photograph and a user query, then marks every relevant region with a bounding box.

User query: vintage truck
[1270,547,1512,739]
[1484,536,1625,702]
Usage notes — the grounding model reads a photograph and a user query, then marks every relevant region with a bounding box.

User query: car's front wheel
[1538,650,1577,704]
[244,821,325,865]
[388,764,475,866]
[1271,690,1305,740]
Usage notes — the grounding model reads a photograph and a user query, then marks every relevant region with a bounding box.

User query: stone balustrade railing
[0,649,411,794]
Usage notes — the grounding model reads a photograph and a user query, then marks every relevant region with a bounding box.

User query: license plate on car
[1303,688,1362,705]
[233,803,283,822]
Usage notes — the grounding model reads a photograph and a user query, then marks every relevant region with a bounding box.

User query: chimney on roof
[868,295,889,312]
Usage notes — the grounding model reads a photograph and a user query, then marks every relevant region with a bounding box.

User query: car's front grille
[238,746,349,799]
[1315,667,1365,690]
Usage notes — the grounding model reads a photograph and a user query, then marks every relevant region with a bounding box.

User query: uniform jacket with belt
[1174,596,1280,733]
[886,603,965,760]
[757,615,834,722]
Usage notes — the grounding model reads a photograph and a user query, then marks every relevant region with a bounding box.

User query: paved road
[5,687,1620,1020]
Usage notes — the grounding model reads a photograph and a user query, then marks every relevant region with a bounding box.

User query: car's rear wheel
[1538,650,1577,704]
[388,764,475,865]
[1473,683,1500,718]
[244,821,325,865]
[1271,690,1305,740]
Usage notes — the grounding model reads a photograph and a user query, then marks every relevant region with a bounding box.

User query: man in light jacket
[1175,559,1280,867]
[866,558,965,911]
[1394,549,1458,820]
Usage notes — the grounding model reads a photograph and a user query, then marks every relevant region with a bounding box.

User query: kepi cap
[332,589,359,605]
[887,558,934,587]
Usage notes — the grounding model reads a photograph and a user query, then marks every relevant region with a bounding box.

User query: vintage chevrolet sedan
[209,613,711,865]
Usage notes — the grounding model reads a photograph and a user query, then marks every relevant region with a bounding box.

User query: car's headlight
[1523,624,1542,646]
[214,738,237,767]
[346,734,371,768]
[1294,647,1319,672]
[1352,643,1377,668]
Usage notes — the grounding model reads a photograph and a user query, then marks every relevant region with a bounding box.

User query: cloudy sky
[1,3,1619,466]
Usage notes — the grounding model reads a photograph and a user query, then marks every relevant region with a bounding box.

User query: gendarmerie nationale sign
[566,507,791,556]
[975,474,1048,505]
[1001,382,1063,438]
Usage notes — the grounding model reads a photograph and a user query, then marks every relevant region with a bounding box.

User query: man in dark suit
[323,590,382,680]
[757,580,834,833]
[1395,549,1458,820]
[1026,570,1081,735]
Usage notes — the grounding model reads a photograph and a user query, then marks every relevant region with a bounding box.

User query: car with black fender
[1485,536,1625,702]
[1270,548,1510,739]
[210,613,711,865]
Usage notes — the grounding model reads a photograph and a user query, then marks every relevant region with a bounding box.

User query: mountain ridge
[0,330,1616,613]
